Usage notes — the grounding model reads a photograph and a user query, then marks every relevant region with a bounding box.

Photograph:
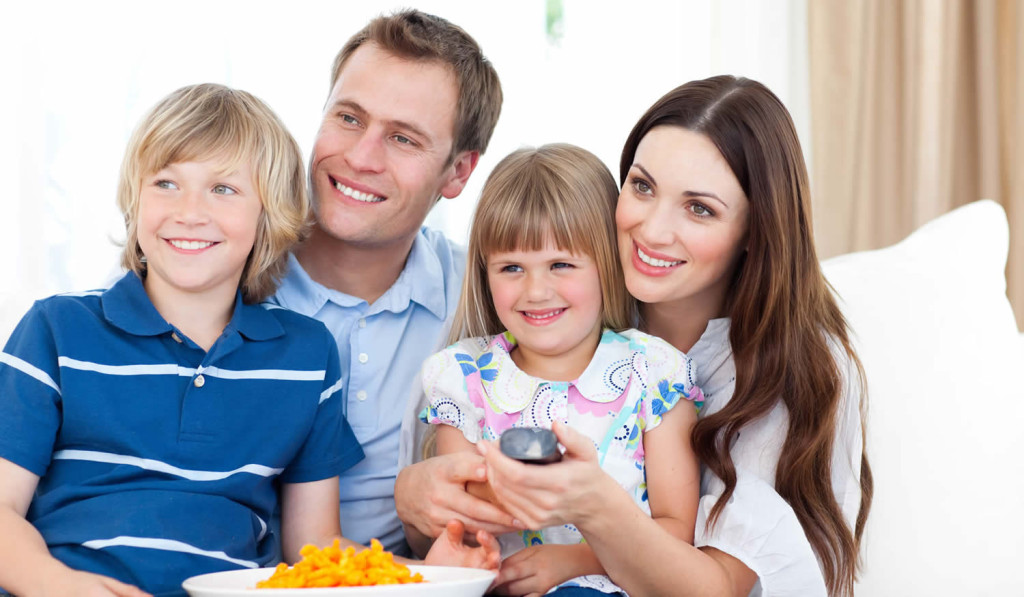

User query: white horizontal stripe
[1,352,61,395]
[57,357,324,382]
[58,357,185,376]
[82,536,259,568]
[320,378,344,404]
[58,290,104,297]
[53,450,283,481]
[203,366,325,382]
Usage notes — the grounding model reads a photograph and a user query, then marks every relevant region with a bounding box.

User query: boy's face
[309,43,478,253]
[137,158,262,303]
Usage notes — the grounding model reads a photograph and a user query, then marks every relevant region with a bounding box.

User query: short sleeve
[641,334,704,433]
[280,327,364,483]
[419,345,486,443]
[694,472,828,597]
[0,301,63,476]
[692,343,865,596]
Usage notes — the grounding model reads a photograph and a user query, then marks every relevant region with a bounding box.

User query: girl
[420,143,703,596]
[0,84,496,597]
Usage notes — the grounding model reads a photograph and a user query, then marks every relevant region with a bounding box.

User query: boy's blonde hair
[117,83,309,303]
[449,143,634,344]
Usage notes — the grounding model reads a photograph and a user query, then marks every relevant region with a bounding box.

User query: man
[269,10,507,556]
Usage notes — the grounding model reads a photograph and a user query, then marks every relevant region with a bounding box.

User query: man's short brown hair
[330,9,502,161]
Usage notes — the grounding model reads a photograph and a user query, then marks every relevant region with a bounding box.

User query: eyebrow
[330,99,433,146]
[631,163,727,209]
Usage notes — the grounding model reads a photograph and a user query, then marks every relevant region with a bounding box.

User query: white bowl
[182,565,496,597]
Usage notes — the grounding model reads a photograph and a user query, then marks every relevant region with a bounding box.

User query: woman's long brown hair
[619,76,873,597]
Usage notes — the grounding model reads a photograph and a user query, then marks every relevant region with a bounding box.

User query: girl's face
[137,158,262,304]
[486,238,603,381]
[616,126,750,318]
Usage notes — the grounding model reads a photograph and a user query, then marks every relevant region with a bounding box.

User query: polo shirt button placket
[194,365,206,388]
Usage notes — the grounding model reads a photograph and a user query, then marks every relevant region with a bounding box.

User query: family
[0,9,871,597]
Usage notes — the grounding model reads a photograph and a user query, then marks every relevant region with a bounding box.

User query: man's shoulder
[258,302,333,341]
[417,226,467,275]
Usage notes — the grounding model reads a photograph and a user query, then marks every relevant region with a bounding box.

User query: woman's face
[616,125,750,317]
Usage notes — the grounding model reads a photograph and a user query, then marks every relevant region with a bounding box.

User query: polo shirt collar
[275,228,448,318]
[479,329,629,414]
[102,271,283,341]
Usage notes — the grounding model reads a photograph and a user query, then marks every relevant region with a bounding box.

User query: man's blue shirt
[269,226,466,555]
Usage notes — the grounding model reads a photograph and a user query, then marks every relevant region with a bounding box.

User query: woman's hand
[489,544,603,597]
[480,421,613,530]
[422,519,501,570]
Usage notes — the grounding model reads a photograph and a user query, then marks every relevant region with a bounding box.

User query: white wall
[0,0,808,342]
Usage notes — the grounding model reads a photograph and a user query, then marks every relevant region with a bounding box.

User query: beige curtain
[808,0,1023,330]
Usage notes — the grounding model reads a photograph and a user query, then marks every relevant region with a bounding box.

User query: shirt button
[358,318,366,329]
[356,390,368,401]
[194,375,205,388]
[171,332,183,343]
[358,353,369,364]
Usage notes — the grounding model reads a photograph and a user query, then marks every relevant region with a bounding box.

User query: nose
[636,199,676,246]
[344,128,386,173]
[524,271,553,301]
[175,188,210,225]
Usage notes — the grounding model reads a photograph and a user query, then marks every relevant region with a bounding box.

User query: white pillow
[822,199,1024,596]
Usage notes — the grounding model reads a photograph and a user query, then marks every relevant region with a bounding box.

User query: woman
[396,76,872,597]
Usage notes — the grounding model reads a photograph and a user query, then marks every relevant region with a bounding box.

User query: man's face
[309,43,477,252]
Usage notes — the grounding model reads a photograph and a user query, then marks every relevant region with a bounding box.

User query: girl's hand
[480,421,611,530]
[422,519,501,570]
[489,544,603,597]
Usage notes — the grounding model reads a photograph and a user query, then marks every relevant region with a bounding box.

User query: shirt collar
[101,271,283,341]
[273,228,449,318]
[479,329,631,413]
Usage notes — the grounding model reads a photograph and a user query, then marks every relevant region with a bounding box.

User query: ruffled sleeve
[419,340,487,443]
[627,331,704,433]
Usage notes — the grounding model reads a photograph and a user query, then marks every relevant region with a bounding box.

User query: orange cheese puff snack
[256,539,425,588]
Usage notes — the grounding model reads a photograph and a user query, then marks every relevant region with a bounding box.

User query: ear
[439,150,480,199]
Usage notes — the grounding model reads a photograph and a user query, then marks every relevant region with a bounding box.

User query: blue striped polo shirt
[0,272,364,596]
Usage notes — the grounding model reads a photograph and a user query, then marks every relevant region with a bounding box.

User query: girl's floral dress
[420,328,703,595]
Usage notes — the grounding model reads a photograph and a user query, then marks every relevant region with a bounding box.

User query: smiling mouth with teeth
[333,178,385,203]
[637,246,684,268]
[522,308,566,320]
[168,239,215,250]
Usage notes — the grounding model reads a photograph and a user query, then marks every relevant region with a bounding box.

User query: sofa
[821,199,1024,595]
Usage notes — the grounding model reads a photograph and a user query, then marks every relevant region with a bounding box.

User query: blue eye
[212,184,237,195]
[552,262,573,270]
[393,134,413,145]
[500,264,523,273]
[340,114,359,126]
[155,180,177,190]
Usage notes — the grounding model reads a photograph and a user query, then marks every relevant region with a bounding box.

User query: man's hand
[422,520,501,570]
[395,452,522,540]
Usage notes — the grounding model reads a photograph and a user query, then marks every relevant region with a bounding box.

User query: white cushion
[822,200,1024,595]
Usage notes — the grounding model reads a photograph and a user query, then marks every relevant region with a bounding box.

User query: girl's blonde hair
[449,143,634,345]
[117,83,310,303]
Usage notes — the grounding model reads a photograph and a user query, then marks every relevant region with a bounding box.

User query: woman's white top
[690,319,864,597]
